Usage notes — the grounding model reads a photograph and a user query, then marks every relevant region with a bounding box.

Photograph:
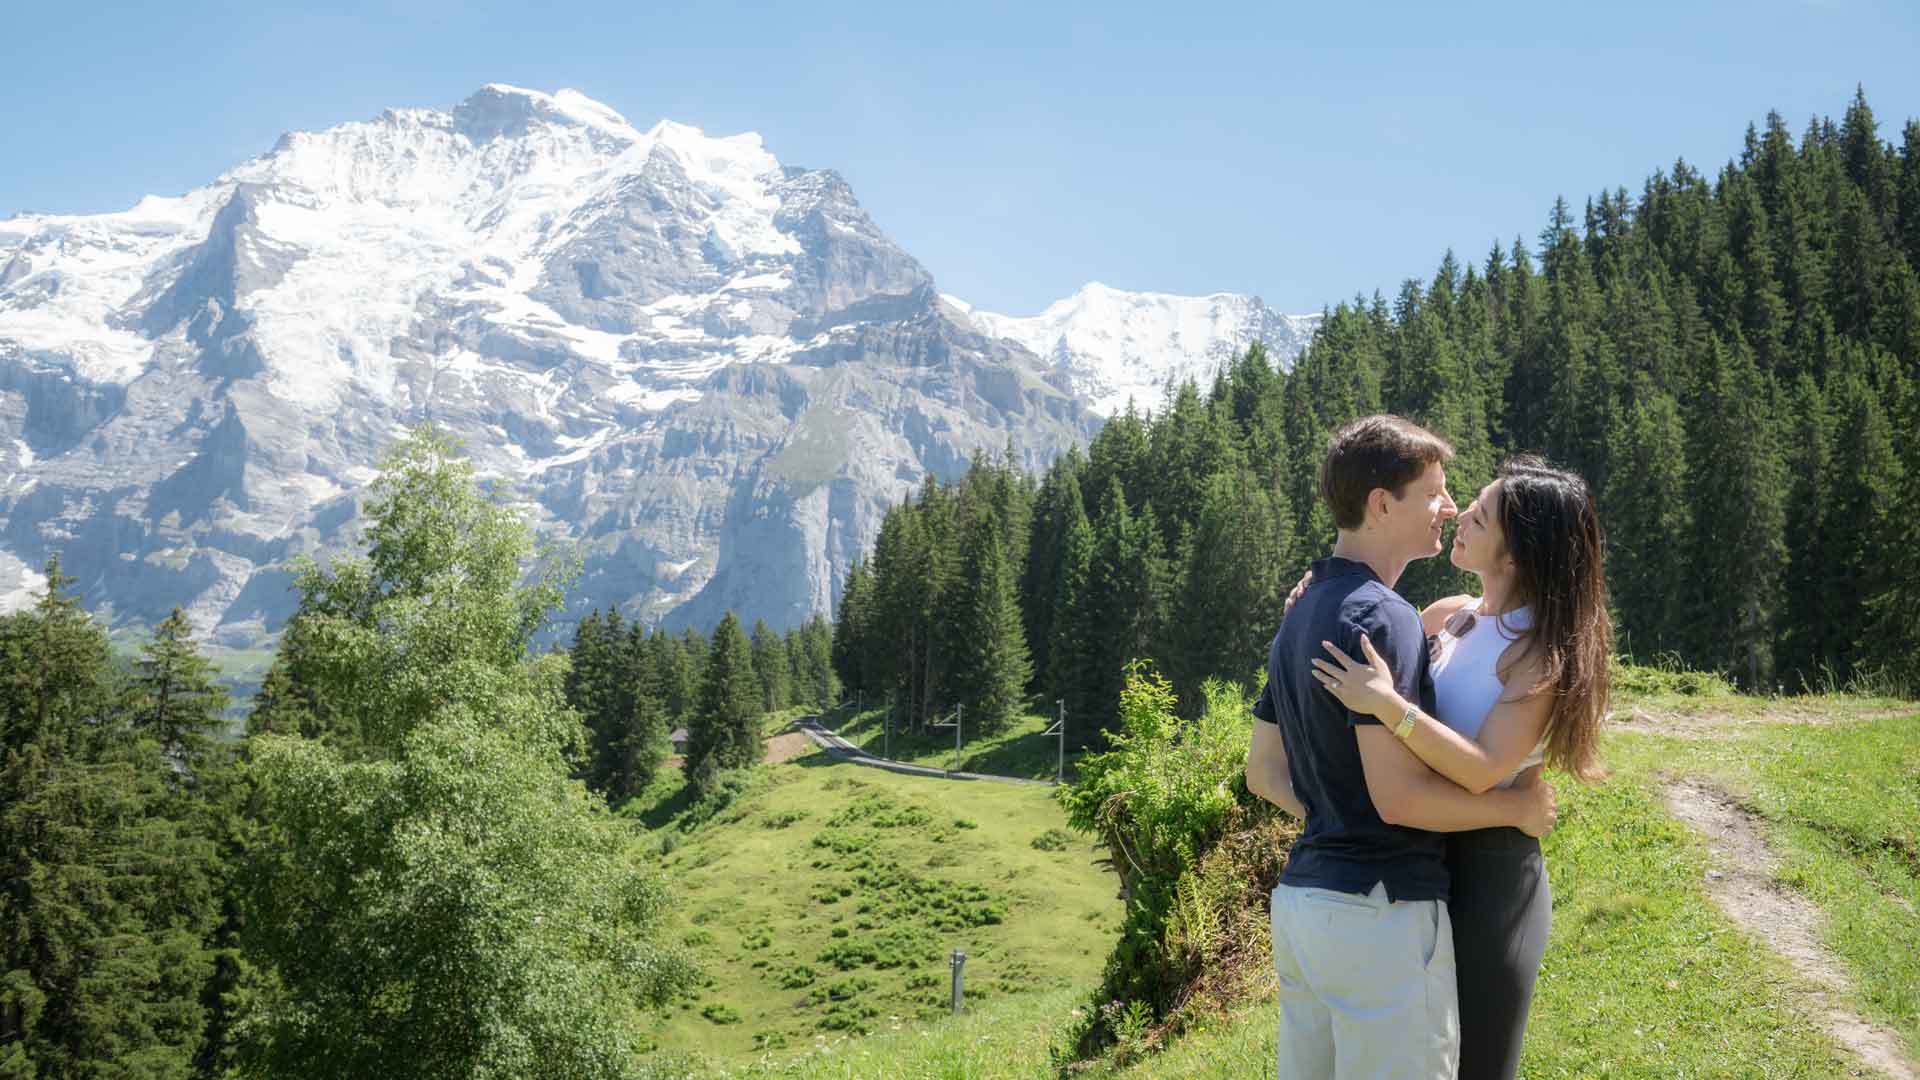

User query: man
[1244,414,1557,1079]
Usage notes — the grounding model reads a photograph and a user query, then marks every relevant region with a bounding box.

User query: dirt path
[1609,702,1914,737]
[1664,778,1917,1079]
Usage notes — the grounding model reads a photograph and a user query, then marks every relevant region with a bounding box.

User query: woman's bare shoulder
[1420,593,1477,636]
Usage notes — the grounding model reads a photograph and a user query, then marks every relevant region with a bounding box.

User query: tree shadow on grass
[952,736,1080,784]
[633,775,699,831]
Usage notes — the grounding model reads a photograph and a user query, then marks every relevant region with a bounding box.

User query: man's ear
[1367,487,1392,525]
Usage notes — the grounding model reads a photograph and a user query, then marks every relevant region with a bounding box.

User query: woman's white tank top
[1430,598,1544,787]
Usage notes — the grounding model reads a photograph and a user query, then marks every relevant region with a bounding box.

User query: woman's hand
[1310,635,1400,719]
[1283,569,1313,617]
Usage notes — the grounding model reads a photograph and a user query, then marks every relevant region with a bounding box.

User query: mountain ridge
[0,86,1319,643]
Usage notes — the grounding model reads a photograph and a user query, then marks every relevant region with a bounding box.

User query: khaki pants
[1270,881,1459,1079]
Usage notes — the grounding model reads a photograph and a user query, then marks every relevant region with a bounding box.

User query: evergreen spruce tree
[658,629,699,729]
[1899,119,1920,269]
[984,443,1035,580]
[1019,452,1085,695]
[865,504,923,718]
[831,559,874,699]
[1685,338,1789,686]
[131,606,231,771]
[247,651,322,741]
[945,505,1032,734]
[749,618,792,716]
[563,608,616,790]
[1049,505,1101,749]
[1082,404,1150,518]
[913,478,962,727]
[1839,85,1895,225]
[1223,343,1290,472]
[1725,173,1792,373]
[687,612,762,792]
[1603,381,1695,661]
[1072,483,1171,741]
[1776,373,1836,683]
[679,626,709,690]
[1863,372,1920,692]
[789,616,837,711]
[1820,355,1905,677]
[0,559,221,1076]
[1830,184,1891,346]
[1168,468,1293,712]
[1144,381,1238,552]
[602,625,669,803]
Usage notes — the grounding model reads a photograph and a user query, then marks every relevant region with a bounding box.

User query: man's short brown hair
[1320,415,1455,530]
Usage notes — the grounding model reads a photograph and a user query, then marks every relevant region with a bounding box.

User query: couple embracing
[1245,415,1612,1079]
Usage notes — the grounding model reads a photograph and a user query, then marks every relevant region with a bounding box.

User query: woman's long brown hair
[1495,455,1612,781]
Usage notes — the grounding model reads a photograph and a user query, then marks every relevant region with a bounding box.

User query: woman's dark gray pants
[1447,826,1552,1080]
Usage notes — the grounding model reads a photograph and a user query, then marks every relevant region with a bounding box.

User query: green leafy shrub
[809,828,872,855]
[700,1002,741,1025]
[1055,664,1298,1058]
[1612,657,1736,698]
[817,939,879,970]
[1031,827,1074,851]
[680,767,756,831]
[825,793,935,829]
[775,964,816,989]
[821,975,876,1001]
[817,1001,880,1032]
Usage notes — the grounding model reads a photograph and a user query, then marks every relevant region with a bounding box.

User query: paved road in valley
[792,716,1057,787]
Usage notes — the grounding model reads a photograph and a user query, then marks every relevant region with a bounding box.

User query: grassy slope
[1088,738,1867,1079]
[631,749,1119,1068]
[695,683,1919,1078]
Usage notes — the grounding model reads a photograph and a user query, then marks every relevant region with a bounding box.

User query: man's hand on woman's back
[1510,765,1558,838]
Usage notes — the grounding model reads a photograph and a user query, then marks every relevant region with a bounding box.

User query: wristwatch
[1393,703,1418,740]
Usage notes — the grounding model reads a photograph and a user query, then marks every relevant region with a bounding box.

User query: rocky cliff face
[0,86,1311,643]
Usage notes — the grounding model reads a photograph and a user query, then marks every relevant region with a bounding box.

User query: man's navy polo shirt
[1254,555,1448,902]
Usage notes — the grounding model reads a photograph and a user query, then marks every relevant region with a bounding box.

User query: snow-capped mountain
[957,283,1320,416]
[0,86,1317,644]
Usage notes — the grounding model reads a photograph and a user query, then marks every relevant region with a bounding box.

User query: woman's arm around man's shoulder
[1420,593,1478,637]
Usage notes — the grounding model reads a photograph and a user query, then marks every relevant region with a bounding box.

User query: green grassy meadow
[643,681,1919,1078]
[629,749,1121,1068]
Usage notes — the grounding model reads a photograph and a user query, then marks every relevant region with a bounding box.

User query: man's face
[1382,461,1457,560]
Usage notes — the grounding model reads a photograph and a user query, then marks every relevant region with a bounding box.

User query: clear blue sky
[7,0,1917,316]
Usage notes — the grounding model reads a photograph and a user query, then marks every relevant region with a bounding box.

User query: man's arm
[1317,634,1552,793]
[1419,594,1476,637]
[1342,602,1555,835]
[1356,726,1556,835]
[1246,720,1306,819]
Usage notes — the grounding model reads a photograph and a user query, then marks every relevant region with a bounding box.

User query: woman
[1304,454,1612,1080]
